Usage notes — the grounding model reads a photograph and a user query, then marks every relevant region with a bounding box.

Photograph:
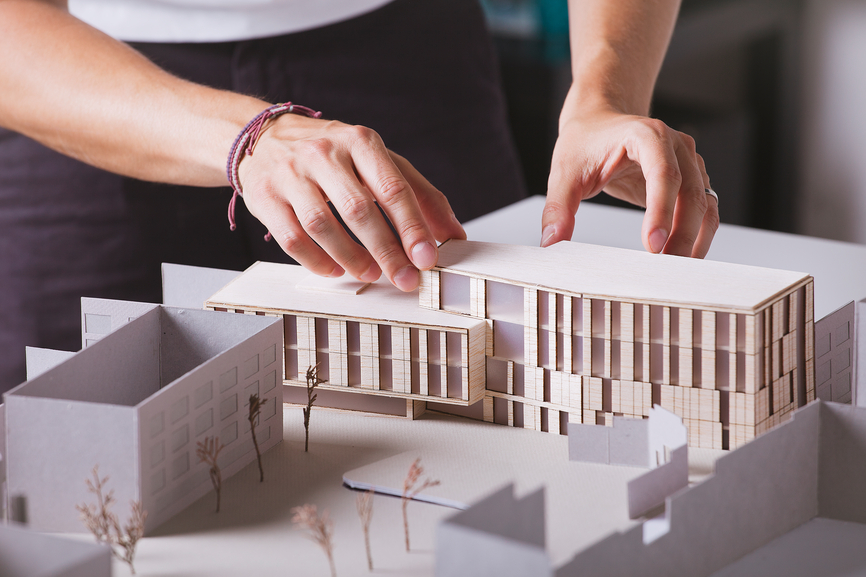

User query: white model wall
[139,320,283,532]
[799,0,866,244]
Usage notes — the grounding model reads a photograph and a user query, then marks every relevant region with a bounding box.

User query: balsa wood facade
[205,262,487,419]
[206,240,814,450]
[420,240,814,450]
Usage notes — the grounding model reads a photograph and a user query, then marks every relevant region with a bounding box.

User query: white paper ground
[55,403,863,577]
[710,517,866,577]
[120,407,648,576]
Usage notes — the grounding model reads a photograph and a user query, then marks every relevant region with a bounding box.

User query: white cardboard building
[3,299,283,534]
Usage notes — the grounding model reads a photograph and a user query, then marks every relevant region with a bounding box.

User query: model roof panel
[206,262,485,330]
[436,240,811,312]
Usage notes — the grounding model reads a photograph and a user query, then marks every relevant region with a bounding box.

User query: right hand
[237,113,466,291]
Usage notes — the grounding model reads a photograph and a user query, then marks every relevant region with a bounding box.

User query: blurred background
[481,0,866,245]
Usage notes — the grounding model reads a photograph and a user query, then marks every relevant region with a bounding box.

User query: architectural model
[3,297,283,534]
[813,297,865,404]
[435,399,866,577]
[568,406,688,519]
[205,262,488,421]
[206,239,815,450]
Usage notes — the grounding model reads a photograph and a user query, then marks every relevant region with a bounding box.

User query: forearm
[0,0,267,186]
[543,0,716,258]
[565,0,681,118]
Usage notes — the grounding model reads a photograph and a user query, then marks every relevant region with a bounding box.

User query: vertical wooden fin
[419,329,429,396]
[439,331,448,398]
[582,298,593,376]
[470,277,486,318]
[563,296,573,374]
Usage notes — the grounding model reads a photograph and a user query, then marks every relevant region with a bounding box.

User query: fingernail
[328,265,345,278]
[541,225,556,247]
[359,263,381,283]
[649,229,669,253]
[394,265,419,292]
[411,241,437,269]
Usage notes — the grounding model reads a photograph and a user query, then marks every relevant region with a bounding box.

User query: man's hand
[542,103,718,258]
[543,0,718,258]
[238,113,466,291]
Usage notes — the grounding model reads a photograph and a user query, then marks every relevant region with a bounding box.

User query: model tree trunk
[401,458,440,552]
[195,436,224,512]
[248,393,267,482]
[303,364,326,452]
[356,489,375,571]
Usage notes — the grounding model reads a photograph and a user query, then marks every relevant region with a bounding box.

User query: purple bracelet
[226,102,322,236]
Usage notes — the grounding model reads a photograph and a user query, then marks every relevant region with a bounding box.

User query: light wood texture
[295,273,371,295]
[603,301,612,378]
[548,293,557,372]
[208,262,483,332]
[435,239,811,313]
[583,298,593,377]
[563,296,573,374]
[482,397,494,423]
[439,331,448,399]
[621,303,634,381]
[470,277,485,319]
[328,319,347,387]
[207,236,816,449]
[679,308,693,387]
[701,312,716,389]
[419,329,429,396]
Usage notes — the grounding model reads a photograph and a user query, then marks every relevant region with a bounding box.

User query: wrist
[558,83,629,133]
[565,43,655,124]
[227,102,323,234]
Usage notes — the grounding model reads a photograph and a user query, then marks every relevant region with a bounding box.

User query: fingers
[691,155,719,258]
[540,138,587,247]
[389,152,466,243]
[636,123,715,258]
[243,118,454,292]
[253,185,349,278]
[655,135,706,257]
[285,176,384,282]
[345,128,442,289]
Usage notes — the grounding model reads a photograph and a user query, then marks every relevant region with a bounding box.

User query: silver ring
[705,188,719,204]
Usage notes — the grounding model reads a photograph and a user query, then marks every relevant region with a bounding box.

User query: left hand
[541,105,719,258]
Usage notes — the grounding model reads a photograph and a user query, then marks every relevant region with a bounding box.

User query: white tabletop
[464,196,866,320]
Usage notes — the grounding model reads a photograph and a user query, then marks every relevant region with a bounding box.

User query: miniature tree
[248,392,267,482]
[401,458,440,552]
[356,489,375,571]
[292,504,337,577]
[303,364,327,452]
[196,436,224,512]
[76,465,147,575]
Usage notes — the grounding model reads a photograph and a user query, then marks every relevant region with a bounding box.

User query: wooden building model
[206,263,487,420]
[423,240,814,449]
[206,239,815,450]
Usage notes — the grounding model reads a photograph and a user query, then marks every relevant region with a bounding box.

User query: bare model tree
[248,393,267,482]
[292,503,337,577]
[196,436,224,512]
[355,489,375,571]
[303,364,326,452]
[402,458,440,552]
[77,465,148,575]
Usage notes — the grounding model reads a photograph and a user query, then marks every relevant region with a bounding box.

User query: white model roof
[436,240,811,313]
[206,262,484,330]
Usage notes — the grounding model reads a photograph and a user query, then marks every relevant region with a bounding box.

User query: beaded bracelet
[226,102,323,235]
